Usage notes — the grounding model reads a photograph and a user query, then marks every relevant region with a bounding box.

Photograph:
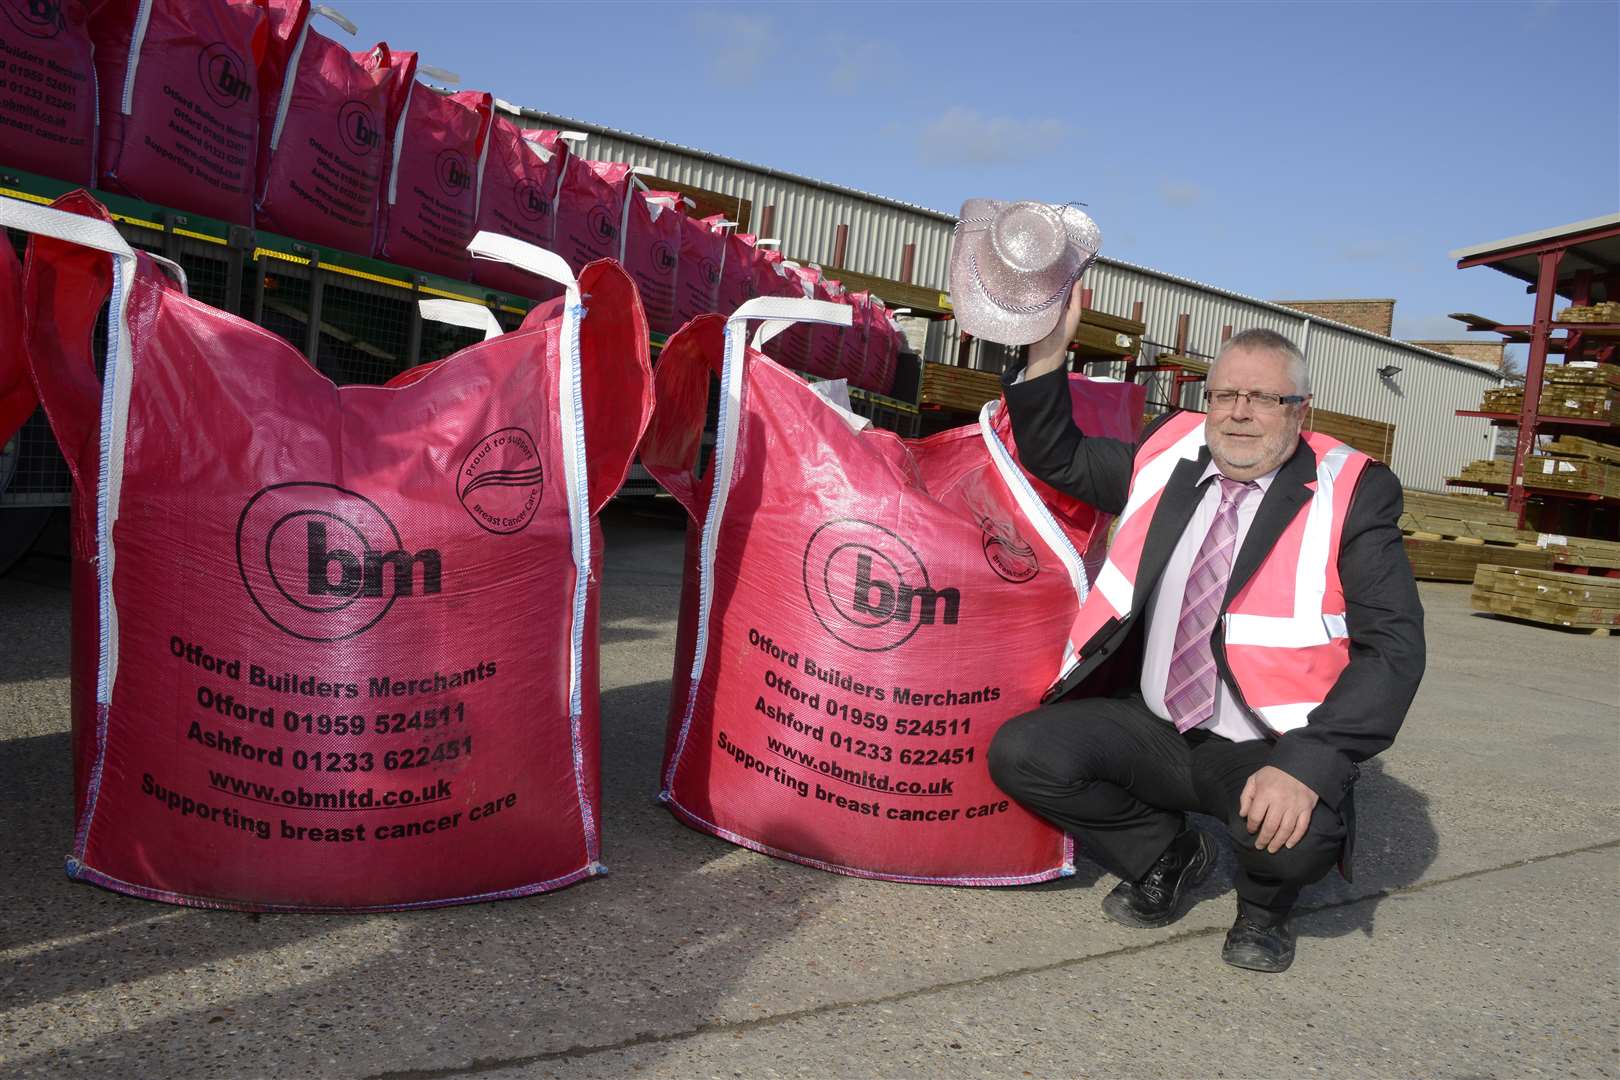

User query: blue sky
[347,0,1616,351]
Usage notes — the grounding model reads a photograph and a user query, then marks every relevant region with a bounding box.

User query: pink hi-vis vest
[1061,411,1371,734]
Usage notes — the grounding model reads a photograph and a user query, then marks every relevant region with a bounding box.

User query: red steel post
[1511,250,1563,525]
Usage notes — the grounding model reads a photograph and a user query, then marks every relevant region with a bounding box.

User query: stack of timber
[1402,489,1551,582]
[1480,365,1620,422]
[1522,437,1620,498]
[1401,489,1514,523]
[1449,459,1512,489]
[1543,434,1620,466]
[1550,534,1620,571]
[918,362,1003,414]
[1405,536,1554,581]
[1556,301,1620,324]
[1449,454,1618,501]
[1309,408,1395,461]
[1401,490,1519,538]
[1400,489,1620,576]
[1471,565,1620,633]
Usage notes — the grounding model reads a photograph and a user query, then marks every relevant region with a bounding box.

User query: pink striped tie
[1164,476,1257,733]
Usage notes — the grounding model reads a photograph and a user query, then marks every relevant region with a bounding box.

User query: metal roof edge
[1092,254,1503,377]
[1449,212,1620,261]
[499,102,1497,379]
[503,105,959,223]
[1269,298,1399,305]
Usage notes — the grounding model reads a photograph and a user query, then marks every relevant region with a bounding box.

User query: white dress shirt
[1139,461,1280,742]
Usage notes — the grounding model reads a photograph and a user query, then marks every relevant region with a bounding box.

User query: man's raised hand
[1024,280,1085,379]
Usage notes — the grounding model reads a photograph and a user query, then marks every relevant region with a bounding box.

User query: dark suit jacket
[1004,368,1425,832]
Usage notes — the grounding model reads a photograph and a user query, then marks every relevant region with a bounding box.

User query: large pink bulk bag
[92,0,270,224]
[0,0,98,184]
[255,0,307,95]
[376,84,491,279]
[625,190,682,336]
[861,294,899,396]
[0,228,33,445]
[674,211,724,325]
[709,219,755,316]
[804,271,849,381]
[9,191,652,911]
[472,122,568,300]
[753,250,810,371]
[781,264,846,380]
[551,157,628,276]
[641,299,1146,884]
[257,30,414,253]
[837,289,875,387]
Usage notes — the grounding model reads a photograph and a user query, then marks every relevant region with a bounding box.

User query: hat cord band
[968,253,1078,316]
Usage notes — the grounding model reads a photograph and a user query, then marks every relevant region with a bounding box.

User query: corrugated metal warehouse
[505,103,1503,493]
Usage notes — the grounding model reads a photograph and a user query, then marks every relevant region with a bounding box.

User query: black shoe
[1222,911,1297,972]
[1100,827,1217,929]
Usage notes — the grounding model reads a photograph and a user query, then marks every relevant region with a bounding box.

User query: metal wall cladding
[1304,322,1499,493]
[506,109,1500,489]
[511,117,956,281]
[1078,259,1501,491]
[506,111,963,361]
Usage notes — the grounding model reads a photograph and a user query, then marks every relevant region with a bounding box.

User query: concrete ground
[1,501,1616,1080]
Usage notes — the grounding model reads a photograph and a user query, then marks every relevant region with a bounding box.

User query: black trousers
[988,694,1345,914]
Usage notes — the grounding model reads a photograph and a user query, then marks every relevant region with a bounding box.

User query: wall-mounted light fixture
[1377,365,1402,379]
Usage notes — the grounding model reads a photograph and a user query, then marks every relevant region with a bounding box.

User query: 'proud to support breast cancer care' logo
[2,0,63,39]
[979,516,1040,583]
[237,483,443,642]
[457,428,544,535]
[803,519,961,653]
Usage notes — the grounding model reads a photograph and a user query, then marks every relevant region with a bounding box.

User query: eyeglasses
[1204,388,1310,413]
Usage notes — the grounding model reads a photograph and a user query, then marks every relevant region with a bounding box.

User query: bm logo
[513,178,549,222]
[198,43,250,109]
[653,241,676,273]
[2,0,63,39]
[587,205,618,245]
[803,519,959,653]
[435,149,471,196]
[236,483,442,642]
[338,100,381,156]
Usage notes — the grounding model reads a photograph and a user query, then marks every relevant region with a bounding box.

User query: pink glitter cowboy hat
[949,199,1102,346]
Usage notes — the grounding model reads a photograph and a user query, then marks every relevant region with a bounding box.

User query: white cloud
[1328,236,1428,273]
[1159,180,1203,208]
[692,8,776,85]
[915,107,1072,166]
[1336,238,1404,263]
[828,39,884,95]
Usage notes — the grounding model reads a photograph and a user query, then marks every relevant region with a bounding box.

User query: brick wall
[1408,340,1506,369]
[1270,299,1396,337]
